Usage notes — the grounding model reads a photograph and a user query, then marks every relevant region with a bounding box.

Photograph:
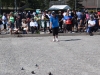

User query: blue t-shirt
[50,16,59,28]
[63,15,72,20]
[76,12,82,19]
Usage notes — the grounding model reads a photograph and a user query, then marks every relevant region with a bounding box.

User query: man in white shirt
[2,13,7,33]
[30,19,38,34]
[88,16,95,36]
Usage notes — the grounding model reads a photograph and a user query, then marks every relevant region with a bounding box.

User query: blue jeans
[87,26,94,33]
[23,30,27,34]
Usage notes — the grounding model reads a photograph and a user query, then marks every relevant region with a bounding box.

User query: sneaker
[89,33,93,36]
[53,39,55,42]
[72,32,75,33]
[5,32,7,34]
[55,38,59,42]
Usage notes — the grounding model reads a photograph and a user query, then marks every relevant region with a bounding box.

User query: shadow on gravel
[60,39,81,41]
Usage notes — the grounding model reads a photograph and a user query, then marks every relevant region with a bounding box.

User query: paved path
[0,35,100,75]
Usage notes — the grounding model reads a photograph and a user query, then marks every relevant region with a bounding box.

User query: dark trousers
[43,21,47,32]
[88,26,94,33]
[66,25,72,31]
[16,23,21,30]
[31,26,37,34]
[4,24,6,29]
[23,30,27,34]
[59,21,63,30]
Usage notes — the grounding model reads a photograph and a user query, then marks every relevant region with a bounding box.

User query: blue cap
[52,12,56,15]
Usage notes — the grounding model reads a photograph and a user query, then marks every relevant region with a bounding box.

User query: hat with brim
[52,12,56,15]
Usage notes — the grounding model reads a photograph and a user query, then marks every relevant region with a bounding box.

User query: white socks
[53,38,59,42]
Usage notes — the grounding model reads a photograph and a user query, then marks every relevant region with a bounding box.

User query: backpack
[65,19,72,25]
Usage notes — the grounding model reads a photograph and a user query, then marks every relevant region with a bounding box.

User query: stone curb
[0,32,100,38]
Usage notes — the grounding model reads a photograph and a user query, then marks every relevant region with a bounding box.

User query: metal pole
[14,0,17,12]
[58,0,61,5]
[97,0,98,11]
[75,0,76,10]
[0,0,1,14]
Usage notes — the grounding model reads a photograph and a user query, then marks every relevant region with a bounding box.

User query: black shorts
[52,27,59,36]
[66,24,72,31]
[4,24,6,29]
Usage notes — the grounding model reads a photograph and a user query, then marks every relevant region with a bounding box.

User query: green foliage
[0,0,50,10]
[27,0,50,9]
[66,0,84,10]
[24,8,33,10]
[1,0,27,8]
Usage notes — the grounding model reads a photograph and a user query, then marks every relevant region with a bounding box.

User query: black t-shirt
[44,15,49,20]
[81,14,86,21]
[58,14,63,21]
[71,12,74,17]
[73,14,78,23]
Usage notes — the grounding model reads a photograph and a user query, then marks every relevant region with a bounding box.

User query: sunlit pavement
[0,35,100,75]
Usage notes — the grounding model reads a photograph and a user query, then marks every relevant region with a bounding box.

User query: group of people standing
[0,11,39,34]
[53,9,100,36]
[0,9,100,41]
[0,12,15,34]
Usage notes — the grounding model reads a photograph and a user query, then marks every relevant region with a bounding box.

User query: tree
[66,0,84,10]
[0,0,50,10]
[27,0,50,9]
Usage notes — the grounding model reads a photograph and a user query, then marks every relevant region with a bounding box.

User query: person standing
[58,11,63,32]
[0,18,3,34]
[41,11,49,33]
[2,13,7,33]
[9,12,15,34]
[16,15,21,31]
[50,12,59,42]
[63,12,72,33]
[34,14,41,30]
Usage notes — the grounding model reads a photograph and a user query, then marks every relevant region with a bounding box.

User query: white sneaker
[53,39,55,42]
[55,38,59,42]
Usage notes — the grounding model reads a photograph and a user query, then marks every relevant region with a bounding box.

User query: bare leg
[56,35,58,38]
[55,35,59,42]
[53,36,56,42]
[10,29,12,34]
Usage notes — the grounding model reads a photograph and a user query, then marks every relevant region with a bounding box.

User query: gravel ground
[0,35,100,75]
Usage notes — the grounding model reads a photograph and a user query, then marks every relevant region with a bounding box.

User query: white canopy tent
[48,5,71,10]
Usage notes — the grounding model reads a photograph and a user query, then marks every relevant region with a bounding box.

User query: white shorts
[41,21,45,27]
[46,21,50,27]
[41,21,50,28]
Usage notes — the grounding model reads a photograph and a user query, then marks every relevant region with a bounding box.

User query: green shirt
[10,16,14,23]
[34,16,40,21]
[0,15,2,19]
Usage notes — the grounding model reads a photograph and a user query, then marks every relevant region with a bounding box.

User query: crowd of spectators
[0,9,100,36]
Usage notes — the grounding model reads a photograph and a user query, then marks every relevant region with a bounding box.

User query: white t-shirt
[2,15,7,24]
[63,12,66,16]
[88,20,95,27]
[30,21,38,27]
